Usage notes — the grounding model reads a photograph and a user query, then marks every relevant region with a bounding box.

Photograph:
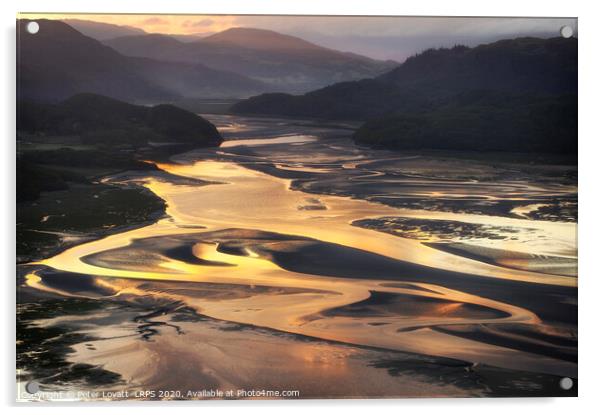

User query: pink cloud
[182,18,214,28]
[141,17,168,25]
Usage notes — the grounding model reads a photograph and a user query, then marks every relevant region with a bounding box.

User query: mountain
[129,57,267,99]
[17,19,267,102]
[104,27,397,93]
[353,91,577,154]
[203,27,337,51]
[232,37,577,119]
[378,38,577,97]
[231,79,411,120]
[18,92,222,146]
[62,18,146,40]
[17,93,222,201]
[232,37,577,154]
[17,19,169,102]
[61,19,209,43]
[166,33,208,43]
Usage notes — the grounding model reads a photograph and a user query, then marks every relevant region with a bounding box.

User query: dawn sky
[19,13,577,61]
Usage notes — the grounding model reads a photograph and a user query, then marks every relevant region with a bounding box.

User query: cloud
[183,18,214,28]
[141,17,168,25]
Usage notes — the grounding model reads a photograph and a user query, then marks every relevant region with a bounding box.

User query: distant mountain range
[17,19,267,102]
[103,27,397,93]
[233,37,577,119]
[17,18,577,154]
[18,19,397,101]
[232,37,577,154]
[63,18,146,40]
[63,19,211,43]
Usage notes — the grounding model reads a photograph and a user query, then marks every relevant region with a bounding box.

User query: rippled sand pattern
[26,115,578,395]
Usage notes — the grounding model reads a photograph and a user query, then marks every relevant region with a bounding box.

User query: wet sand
[18,114,577,400]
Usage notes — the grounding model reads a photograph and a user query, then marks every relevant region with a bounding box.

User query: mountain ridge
[202,27,327,51]
[17,19,267,102]
[62,18,146,40]
[232,36,577,119]
[231,36,577,154]
[104,27,397,93]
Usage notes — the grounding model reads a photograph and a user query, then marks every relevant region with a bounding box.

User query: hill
[18,92,222,146]
[17,93,222,203]
[62,18,146,40]
[378,38,577,97]
[17,19,169,102]
[203,27,336,51]
[232,37,577,120]
[353,91,577,154]
[104,27,397,93]
[17,19,266,102]
[231,37,577,155]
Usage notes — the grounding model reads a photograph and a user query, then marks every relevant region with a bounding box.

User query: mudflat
[18,115,577,399]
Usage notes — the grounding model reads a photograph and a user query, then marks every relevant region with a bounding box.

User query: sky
[19,13,577,61]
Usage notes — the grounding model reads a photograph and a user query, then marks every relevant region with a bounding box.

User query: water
[23,115,578,396]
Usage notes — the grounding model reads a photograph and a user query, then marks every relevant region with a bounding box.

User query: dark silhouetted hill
[353,91,577,154]
[378,38,576,97]
[17,93,223,201]
[232,37,577,154]
[232,37,576,119]
[17,19,267,102]
[18,93,222,146]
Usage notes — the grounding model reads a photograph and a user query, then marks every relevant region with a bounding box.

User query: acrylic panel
[16,13,577,401]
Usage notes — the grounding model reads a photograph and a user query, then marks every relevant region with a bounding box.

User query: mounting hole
[26,21,39,34]
[560,25,573,38]
[25,380,39,394]
[559,377,573,390]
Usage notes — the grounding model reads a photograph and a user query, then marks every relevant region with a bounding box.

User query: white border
[2,1,600,414]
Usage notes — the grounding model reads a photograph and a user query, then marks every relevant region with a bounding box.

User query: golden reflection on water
[151,160,575,283]
[32,159,577,375]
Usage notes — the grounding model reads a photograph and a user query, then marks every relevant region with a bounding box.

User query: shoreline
[17,284,577,400]
[17,114,578,400]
